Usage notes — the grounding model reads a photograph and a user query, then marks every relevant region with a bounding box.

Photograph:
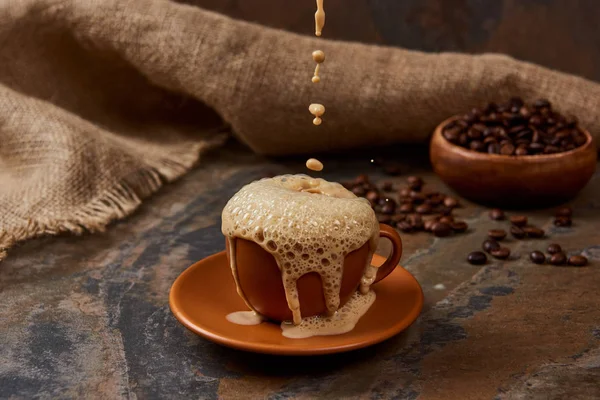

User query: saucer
[169,251,423,355]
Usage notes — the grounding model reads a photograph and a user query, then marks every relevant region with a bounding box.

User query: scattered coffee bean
[510,216,528,227]
[442,98,587,155]
[547,243,562,254]
[467,251,487,265]
[451,221,468,233]
[407,176,423,191]
[399,203,414,213]
[568,255,588,267]
[378,214,392,224]
[510,226,526,239]
[554,217,572,227]
[523,226,545,238]
[438,215,454,224]
[399,188,411,198]
[396,221,413,233]
[410,191,426,204]
[382,181,393,192]
[416,204,433,214]
[355,174,369,185]
[352,186,366,196]
[407,214,424,230]
[482,239,501,253]
[443,197,459,208]
[489,208,505,220]
[432,222,452,237]
[392,214,406,223]
[555,206,572,218]
[529,251,545,264]
[490,247,511,260]
[488,229,507,241]
[549,252,567,266]
[424,219,437,231]
[381,202,396,215]
[366,190,379,204]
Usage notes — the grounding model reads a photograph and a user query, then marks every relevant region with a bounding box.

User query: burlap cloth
[1,0,599,261]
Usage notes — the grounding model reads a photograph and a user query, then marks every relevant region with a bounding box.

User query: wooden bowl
[430,116,597,208]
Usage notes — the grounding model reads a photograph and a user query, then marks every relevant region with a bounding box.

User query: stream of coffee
[310,0,325,125]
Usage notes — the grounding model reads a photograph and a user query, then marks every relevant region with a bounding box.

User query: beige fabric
[1,0,599,261]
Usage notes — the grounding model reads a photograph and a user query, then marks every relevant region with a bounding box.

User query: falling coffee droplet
[311,51,325,83]
[309,103,325,125]
[315,0,325,37]
[306,158,324,172]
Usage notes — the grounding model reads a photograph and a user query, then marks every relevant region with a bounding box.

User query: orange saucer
[169,252,423,355]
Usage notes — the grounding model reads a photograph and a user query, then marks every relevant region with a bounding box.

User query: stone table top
[1,142,599,400]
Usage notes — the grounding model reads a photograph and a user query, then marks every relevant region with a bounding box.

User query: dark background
[181,0,600,82]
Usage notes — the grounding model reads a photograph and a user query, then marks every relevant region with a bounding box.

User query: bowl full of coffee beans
[430,97,597,207]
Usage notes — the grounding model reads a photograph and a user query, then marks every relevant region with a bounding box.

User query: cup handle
[373,223,403,284]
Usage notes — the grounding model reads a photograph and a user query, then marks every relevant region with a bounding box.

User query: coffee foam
[222,174,379,325]
[281,290,375,338]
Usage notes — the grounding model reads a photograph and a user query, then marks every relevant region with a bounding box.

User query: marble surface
[1,142,599,399]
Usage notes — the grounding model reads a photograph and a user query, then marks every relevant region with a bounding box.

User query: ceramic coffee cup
[225,223,402,322]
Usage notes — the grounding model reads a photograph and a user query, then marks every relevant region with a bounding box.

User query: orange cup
[225,223,402,322]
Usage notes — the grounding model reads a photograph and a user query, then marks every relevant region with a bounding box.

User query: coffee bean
[515,146,529,156]
[416,204,432,214]
[381,202,396,215]
[366,190,379,204]
[467,251,487,265]
[488,229,507,241]
[489,208,505,220]
[424,219,437,232]
[487,142,501,154]
[378,214,392,224]
[555,206,572,217]
[554,217,572,227]
[382,181,393,192]
[469,140,485,152]
[510,226,526,239]
[399,203,414,213]
[443,197,459,208]
[529,142,545,153]
[451,221,468,233]
[410,192,426,204]
[549,252,567,266]
[396,221,413,233]
[425,194,445,206]
[352,186,366,196]
[547,243,562,254]
[355,174,369,184]
[523,226,544,238]
[399,188,411,198]
[529,251,545,264]
[407,214,424,230]
[482,239,501,253]
[510,216,528,227]
[438,216,454,224]
[568,255,588,267]
[392,214,406,223]
[436,206,453,216]
[432,222,452,237]
[500,143,515,155]
[407,176,423,191]
[490,247,511,260]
